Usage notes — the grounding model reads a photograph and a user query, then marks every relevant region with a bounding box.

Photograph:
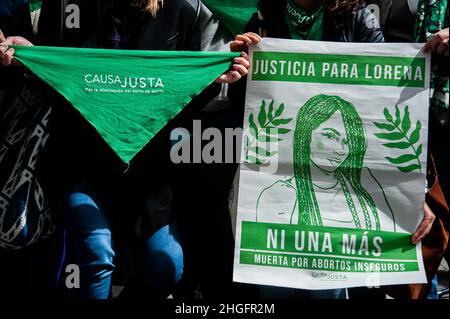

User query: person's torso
[246,3,383,43]
[365,0,418,42]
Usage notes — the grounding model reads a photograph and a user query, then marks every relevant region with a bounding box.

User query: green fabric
[202,0,259,36]
[29,0,42,13]
[13,45,238,164]
[415,0,449,113]
[284,0,324,40]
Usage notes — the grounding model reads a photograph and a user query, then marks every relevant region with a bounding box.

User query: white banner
[233,38,431,290]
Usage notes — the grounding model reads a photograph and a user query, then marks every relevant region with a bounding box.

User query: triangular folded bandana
[13,45,239,164]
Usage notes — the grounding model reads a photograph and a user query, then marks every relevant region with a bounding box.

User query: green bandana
[29,0,42,13]
[12,46,238,164]
[285,0,324,40]
[202,0,259,36]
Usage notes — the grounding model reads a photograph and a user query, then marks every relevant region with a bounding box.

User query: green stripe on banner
[252,51,426,87]
[240,222,418,261]
[240,251,420,272]
[13,45,239,164]
[202,0,259,36]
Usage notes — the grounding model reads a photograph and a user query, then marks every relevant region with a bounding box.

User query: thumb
[0,29,5,42]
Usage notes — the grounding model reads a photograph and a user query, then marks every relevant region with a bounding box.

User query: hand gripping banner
[12,45,238,164]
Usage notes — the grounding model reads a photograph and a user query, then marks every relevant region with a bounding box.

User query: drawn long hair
[293,95,380,230]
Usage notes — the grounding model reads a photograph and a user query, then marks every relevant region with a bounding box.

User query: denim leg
[427,274,439,299]
[139,223,183,298]
[61,183,115,299]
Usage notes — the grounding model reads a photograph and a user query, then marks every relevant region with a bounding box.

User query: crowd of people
[0,0,448,300]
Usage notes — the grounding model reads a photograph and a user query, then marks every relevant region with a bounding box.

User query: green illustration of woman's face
[310,110,349,172]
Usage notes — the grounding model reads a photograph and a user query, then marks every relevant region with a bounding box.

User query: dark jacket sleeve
[178,0,202,51]
[354,7,385,43]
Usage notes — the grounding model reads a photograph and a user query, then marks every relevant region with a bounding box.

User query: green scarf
[202,0,259,36]
[12,45,238,164]
[29,0,42,13]
[415,0,449,113]
[285,0,324,40]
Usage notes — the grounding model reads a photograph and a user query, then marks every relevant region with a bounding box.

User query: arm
[411,203,435,244]
[197,2,233,52]
[179,1,250,84]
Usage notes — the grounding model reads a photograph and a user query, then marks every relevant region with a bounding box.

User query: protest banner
[234,38,431,289]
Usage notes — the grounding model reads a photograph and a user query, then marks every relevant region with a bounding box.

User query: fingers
[424,36,440,53]
[230,40,244,52]
[215,70,242,84]
[234,56,250,69]
[227,70,242,83]
[235,32,262,47]
[0,37,14,47]
[424,29,449,56]
[1,47,15,66]
[0,29,5,42]
[0,45,9,66]
[232,63,248,77]
[411,204,436,244]
[231,33,262,52]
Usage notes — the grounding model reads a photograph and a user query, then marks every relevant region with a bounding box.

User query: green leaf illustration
[398,164,421,173]
[394,105,401,126]
[383,142,410,149]
[374,105,423,173]
[263,128,291,135]
[247,145,277,157]
[401,106,411,135]
[274,103,285,118]
[271,118,293,126]
[409,121,422,145]
[246,100,292,164]
[249,113,258,138]
[258,135,283,143]
[267,100,275,122]
[374,132,404,140]
[384,107,394,123]
[258,100,267,127]
[416,144,423,157]
[374,122,396,131]
[385,154,417,165]
[246,155,266,165]
[276,128,291,135]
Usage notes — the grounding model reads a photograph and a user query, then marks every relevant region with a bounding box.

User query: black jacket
[365,0,418,42]
[36,0,203,49]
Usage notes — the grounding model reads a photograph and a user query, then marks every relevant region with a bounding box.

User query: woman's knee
[62,185,115,269]
[140,224,184,288]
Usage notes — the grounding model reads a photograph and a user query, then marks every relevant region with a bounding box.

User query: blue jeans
[427,274,439,299]
[259,285,346,299]
[61,183,183,299]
